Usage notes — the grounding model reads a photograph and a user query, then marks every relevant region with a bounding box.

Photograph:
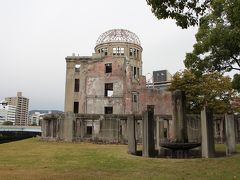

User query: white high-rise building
[29,112,45,126]
[0,102,16,125]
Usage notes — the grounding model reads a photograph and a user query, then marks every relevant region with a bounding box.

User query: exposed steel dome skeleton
[96,29,141,46]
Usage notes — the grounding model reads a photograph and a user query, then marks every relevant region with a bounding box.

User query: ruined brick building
[42,29,240,144]
[63,29,172,140]
[64,29,172,114]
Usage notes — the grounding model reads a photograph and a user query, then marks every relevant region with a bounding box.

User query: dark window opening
[73,102,79,114]
[133,49,136,56]
[164,128,168,138]
[132,93,138,103]
[105,63,112,73]
[105,106,113,114]
[217,122,221,136]
[87,126,92,135]
[74,79,80,92]
[101,48,108,56]
[105,83,113,97]
[119,125,122,135]
[133,67,137,79]
[137,67,139,78]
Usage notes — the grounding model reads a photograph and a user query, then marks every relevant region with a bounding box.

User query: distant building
[5,92,29,126]
[0,105,8,124]
[0,103,16,125]
[147,70,172,90]
[29,112,49,126]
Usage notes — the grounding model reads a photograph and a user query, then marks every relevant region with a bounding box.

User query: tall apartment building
[5,92,29,126]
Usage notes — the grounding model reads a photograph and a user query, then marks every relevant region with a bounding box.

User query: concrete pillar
[156,117,160,151]
[172,90,188,142]
[50,120,54,138]
[156,117,164,149]
[142,105,155,157]
[41,119,47,138]
[201,106,215,158]
[156,117,165,156]
[225,114,236,155]
[80,119,85,139]
[64,112,74,142]
[127,115,136,155]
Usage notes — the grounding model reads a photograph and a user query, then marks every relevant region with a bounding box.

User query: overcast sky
[0,0,198,111]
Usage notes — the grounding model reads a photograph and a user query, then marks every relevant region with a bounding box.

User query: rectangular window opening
[73,102,79,114]
[105,83,113,97]
[104,106,113,114]
[87,126,92,135]
[105,63,112,73]
[74,79,80,92]
[129,48,133,56]
[133,67,137,79]
[113,47,124,56]
[101,48,108,56]
[132,94,138,103]
[133,49,136,57]
[113,48,117,55]
[164,128,168,138]
[75,64,81,72]
[120,48,124,55]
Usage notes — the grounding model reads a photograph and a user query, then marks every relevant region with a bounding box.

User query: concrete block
[127,115,136,155]
[156,117,165,155]
[225,114,236,155]
[172,90,188,142]
[142,105,155,157]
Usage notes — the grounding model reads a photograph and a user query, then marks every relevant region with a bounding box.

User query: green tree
[146,0,210,28]
[169,70,235,113]
[232,74,240,92]
[184,0,240,74]
[2,121,13,126]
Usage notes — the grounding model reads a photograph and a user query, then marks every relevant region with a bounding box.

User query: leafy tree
[184,0,240,74]
[146,0,210,28]
[31,122,37,126]
[232,74,240,93]
[2,121,13,126]
[169,70,235,113]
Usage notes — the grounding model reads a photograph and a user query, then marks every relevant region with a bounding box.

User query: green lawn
[0,138,239,180]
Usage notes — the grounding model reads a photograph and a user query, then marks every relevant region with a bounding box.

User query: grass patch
[0,138,239,179]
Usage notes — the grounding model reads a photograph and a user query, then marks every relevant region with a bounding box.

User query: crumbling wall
[139,89,172,115]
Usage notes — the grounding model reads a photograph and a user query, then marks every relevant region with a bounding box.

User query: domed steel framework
[96,29,141,46]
